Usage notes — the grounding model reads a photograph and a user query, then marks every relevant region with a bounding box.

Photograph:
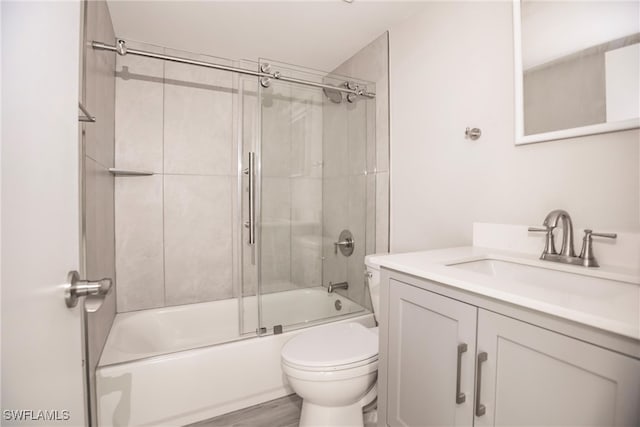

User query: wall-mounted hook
[465,127,481,140]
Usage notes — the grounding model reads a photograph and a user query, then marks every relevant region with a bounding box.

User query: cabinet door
[387,280,477,427]
[475,309,640,427]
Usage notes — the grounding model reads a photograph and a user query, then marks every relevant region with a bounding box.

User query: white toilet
[281,256,382,427]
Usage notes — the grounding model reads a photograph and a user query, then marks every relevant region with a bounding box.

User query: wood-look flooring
[187,395,302,427]
[187,394,378,427]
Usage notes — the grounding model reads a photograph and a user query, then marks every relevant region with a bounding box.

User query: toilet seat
[281,322,378,372]
[282,356,378,382]
[283,354,378,372]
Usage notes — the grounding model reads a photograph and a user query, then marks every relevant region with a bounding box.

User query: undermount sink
[447,258,639,329]
[450,258,620,290]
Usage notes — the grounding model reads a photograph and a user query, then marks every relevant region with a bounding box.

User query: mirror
[513,0,640,145]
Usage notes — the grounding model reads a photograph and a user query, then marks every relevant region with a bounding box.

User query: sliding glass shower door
[243,59,376,336]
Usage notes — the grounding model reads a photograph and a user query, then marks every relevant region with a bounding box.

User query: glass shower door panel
[257,59,374,334]
[237,62,261,336]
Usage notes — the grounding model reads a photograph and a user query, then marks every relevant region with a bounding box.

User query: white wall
[389,1,640,253]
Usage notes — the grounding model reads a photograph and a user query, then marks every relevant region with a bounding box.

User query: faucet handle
[586,230,617,240]
[528,227,549,233]
[528,226,557,255]
[579,229,617,267]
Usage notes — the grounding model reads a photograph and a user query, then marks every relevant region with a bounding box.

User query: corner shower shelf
[78,102,96,123]
[108,168,154,176]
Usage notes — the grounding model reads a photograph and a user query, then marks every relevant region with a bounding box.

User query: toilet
[281,255,383,427]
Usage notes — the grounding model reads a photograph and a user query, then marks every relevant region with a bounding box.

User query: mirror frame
[513,0,640,145]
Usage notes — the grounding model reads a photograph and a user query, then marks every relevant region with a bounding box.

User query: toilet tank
[364,255,384,319]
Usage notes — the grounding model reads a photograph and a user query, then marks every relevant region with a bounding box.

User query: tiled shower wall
[322,32,390,310]
[81,0,116,423]
[114,41,387,313]
[114,42,238,312]
[259,82,324,295]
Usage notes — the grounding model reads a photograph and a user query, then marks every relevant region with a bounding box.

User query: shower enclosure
[238,58,377,337]
[90,38,381,424]
[93,38,378,347]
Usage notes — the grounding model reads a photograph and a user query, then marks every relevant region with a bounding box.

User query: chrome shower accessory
[334,229,354,256]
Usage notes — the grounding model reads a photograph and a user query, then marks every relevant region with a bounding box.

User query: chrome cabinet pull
[456,343,467,404]
[475,351,488,416]
[64,271,112,308]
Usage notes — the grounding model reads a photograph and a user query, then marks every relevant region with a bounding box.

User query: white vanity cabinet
[387,280,477,426]
[382,278,640,427]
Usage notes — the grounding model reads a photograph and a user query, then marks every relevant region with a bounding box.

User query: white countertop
[369,247,640,341]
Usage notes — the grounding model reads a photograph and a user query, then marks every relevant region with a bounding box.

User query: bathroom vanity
[374,226,640,427]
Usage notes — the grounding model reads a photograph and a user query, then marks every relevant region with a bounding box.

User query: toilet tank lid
[281,323,378,368]
[365,254,386,269]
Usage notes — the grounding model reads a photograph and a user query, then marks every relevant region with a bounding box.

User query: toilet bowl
[281,255,383,427]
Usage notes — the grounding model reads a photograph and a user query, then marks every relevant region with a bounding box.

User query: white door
[387,279,477,427]
[1,1,86,425]
[475,309,640,427]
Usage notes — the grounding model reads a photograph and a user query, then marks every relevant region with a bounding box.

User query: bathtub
[96,287,374,426]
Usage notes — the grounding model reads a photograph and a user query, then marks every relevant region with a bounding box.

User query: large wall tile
[84,156,116,374]
[332,32,389,173]
[85,158,115,288]
[322,101,348,178]
[322,176,349,288]
[260,177,293,293]
[365,173,377,255]
[323,31,390,309]
[347,99,367,176]
[346,175,367,305]
[291,233,322,288]
[115,175,165,311]
[375,172,390,253]
[164,58,233,175]
[262,177,291,221]
[115,53,164,173]
[261,85,292,178]
[291,178,321,224]
[291,177,322,289]
[84,0,115,169]
[164,175,233,305]
[290,89,323,179]
[82,3,116,425]
[375,77,389,173]
[260,222,292,294]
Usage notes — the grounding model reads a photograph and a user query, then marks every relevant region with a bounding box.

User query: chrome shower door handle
[456,343,467,404]
[246,152,256,246]
[475,351,488,417]
[64,271,112,308]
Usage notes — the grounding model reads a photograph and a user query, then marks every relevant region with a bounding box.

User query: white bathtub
[96,287,374,426]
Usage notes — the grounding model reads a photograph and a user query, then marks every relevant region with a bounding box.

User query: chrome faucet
[327,281,348,293]
[529,209,617,267]
[543,209,576,258]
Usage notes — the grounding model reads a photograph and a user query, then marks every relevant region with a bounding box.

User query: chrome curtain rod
[92,40,375,99]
